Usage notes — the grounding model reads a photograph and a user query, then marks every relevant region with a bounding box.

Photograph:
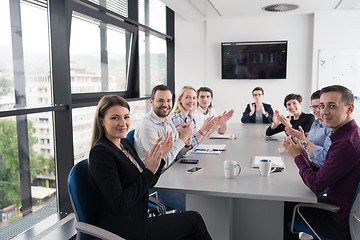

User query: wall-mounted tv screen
[221,41,287,79]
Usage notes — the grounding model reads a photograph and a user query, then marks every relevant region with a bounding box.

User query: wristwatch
[264,112,269,117]
[301,140,308,148]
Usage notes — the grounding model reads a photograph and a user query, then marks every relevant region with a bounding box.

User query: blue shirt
[306,119,332,165]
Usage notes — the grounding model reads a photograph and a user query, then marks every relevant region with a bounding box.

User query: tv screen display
[221,41,287,79]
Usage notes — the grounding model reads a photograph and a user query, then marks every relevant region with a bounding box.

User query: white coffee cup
[224,160,241,178]
[259,159,276,177]
[278,147,285,155]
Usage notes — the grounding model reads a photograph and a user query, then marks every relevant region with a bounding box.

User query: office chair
[290,181,360,240]
[68,159,166,240]
[125,129,135,144]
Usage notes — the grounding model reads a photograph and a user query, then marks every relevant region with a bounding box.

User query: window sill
[12,212,76,240]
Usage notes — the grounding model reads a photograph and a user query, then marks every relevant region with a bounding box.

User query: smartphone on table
[179,158,199,164]
[185,167,203,174]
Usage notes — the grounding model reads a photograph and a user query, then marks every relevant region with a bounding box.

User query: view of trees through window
[0,1,56,232]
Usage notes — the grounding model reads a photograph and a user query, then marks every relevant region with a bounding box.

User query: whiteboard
[318,49,360,98]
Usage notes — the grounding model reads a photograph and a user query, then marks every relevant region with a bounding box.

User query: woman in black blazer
[88,95,212,240]
[265,93,315,136]
[241,87,274,123]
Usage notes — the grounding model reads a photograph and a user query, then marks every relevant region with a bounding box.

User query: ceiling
[162,0,360,20]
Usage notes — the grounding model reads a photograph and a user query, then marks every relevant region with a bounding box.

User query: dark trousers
[146,211,212,240]
[284,201,351,240]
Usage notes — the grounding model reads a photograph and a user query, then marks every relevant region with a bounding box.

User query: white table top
[155,123,317,203]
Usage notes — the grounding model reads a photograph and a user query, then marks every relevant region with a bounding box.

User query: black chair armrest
[149,196,166,215]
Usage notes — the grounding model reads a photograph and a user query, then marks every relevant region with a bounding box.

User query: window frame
[0,0,174,229]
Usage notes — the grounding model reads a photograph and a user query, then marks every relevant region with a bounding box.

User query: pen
[195,149,208,151]
[212,149,226,151]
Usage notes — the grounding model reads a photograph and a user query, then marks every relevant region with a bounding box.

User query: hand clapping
[285,126,306,142]
[271,110,281,127]
[179,119,193,145]
[277,114,292,128]
[145,137,163,174]
[203,116,219,133]
[145,132,174,174]
[159,131,174,156]
[249,103,255,115]
[282,136,310,163]
[212,110,234,131]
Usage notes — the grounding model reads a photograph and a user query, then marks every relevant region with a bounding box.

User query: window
[88,0,128,18]
[70,11,132,94]
[139,32,167,96]
[70,14,101,93]
[0,0,174,238]
[128,100,149,129]
[0,112,56,235]
[72,106,96,164]
[0,1,52,111]
[0,1,57,237]
[139,0,166,34]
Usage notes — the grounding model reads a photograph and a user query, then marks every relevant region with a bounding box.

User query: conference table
[154,123,317,240]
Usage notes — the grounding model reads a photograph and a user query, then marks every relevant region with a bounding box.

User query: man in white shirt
[134,85,194,212]
[193,87,233,134]
[135,84,193,168]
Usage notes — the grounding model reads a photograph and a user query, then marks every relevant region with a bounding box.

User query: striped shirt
[170,111,202,147]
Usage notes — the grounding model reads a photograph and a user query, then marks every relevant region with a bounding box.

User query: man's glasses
[253,94,263,97]
[310,105,320,110]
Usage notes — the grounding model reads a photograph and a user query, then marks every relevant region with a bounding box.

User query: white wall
[175,19,207,87]
[312,10,360,90]
[175,10,360,123]
[312,10,360,123]
[175,14,314,122]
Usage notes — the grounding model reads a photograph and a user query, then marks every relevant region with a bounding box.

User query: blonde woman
[170,86,219,148]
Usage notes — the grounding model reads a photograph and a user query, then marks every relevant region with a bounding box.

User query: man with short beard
[283,85,360,239]
[135,84,193,169]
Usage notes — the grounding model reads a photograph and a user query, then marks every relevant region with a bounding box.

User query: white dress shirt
[193,106,218,130]
[134,110,187,168]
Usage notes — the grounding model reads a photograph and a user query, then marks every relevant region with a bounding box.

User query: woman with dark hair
[265,93,314,136]
[88,95,212,240]
[241,87,274,124]
[285,90,332,165]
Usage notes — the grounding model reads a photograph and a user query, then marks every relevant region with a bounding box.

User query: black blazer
[89,137,165,239]
[241,103,274,123]
[265,112,315,136]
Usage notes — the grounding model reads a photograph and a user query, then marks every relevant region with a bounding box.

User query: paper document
[192,144,226,154]
[209,132,236,139]
[252,156,285,169]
